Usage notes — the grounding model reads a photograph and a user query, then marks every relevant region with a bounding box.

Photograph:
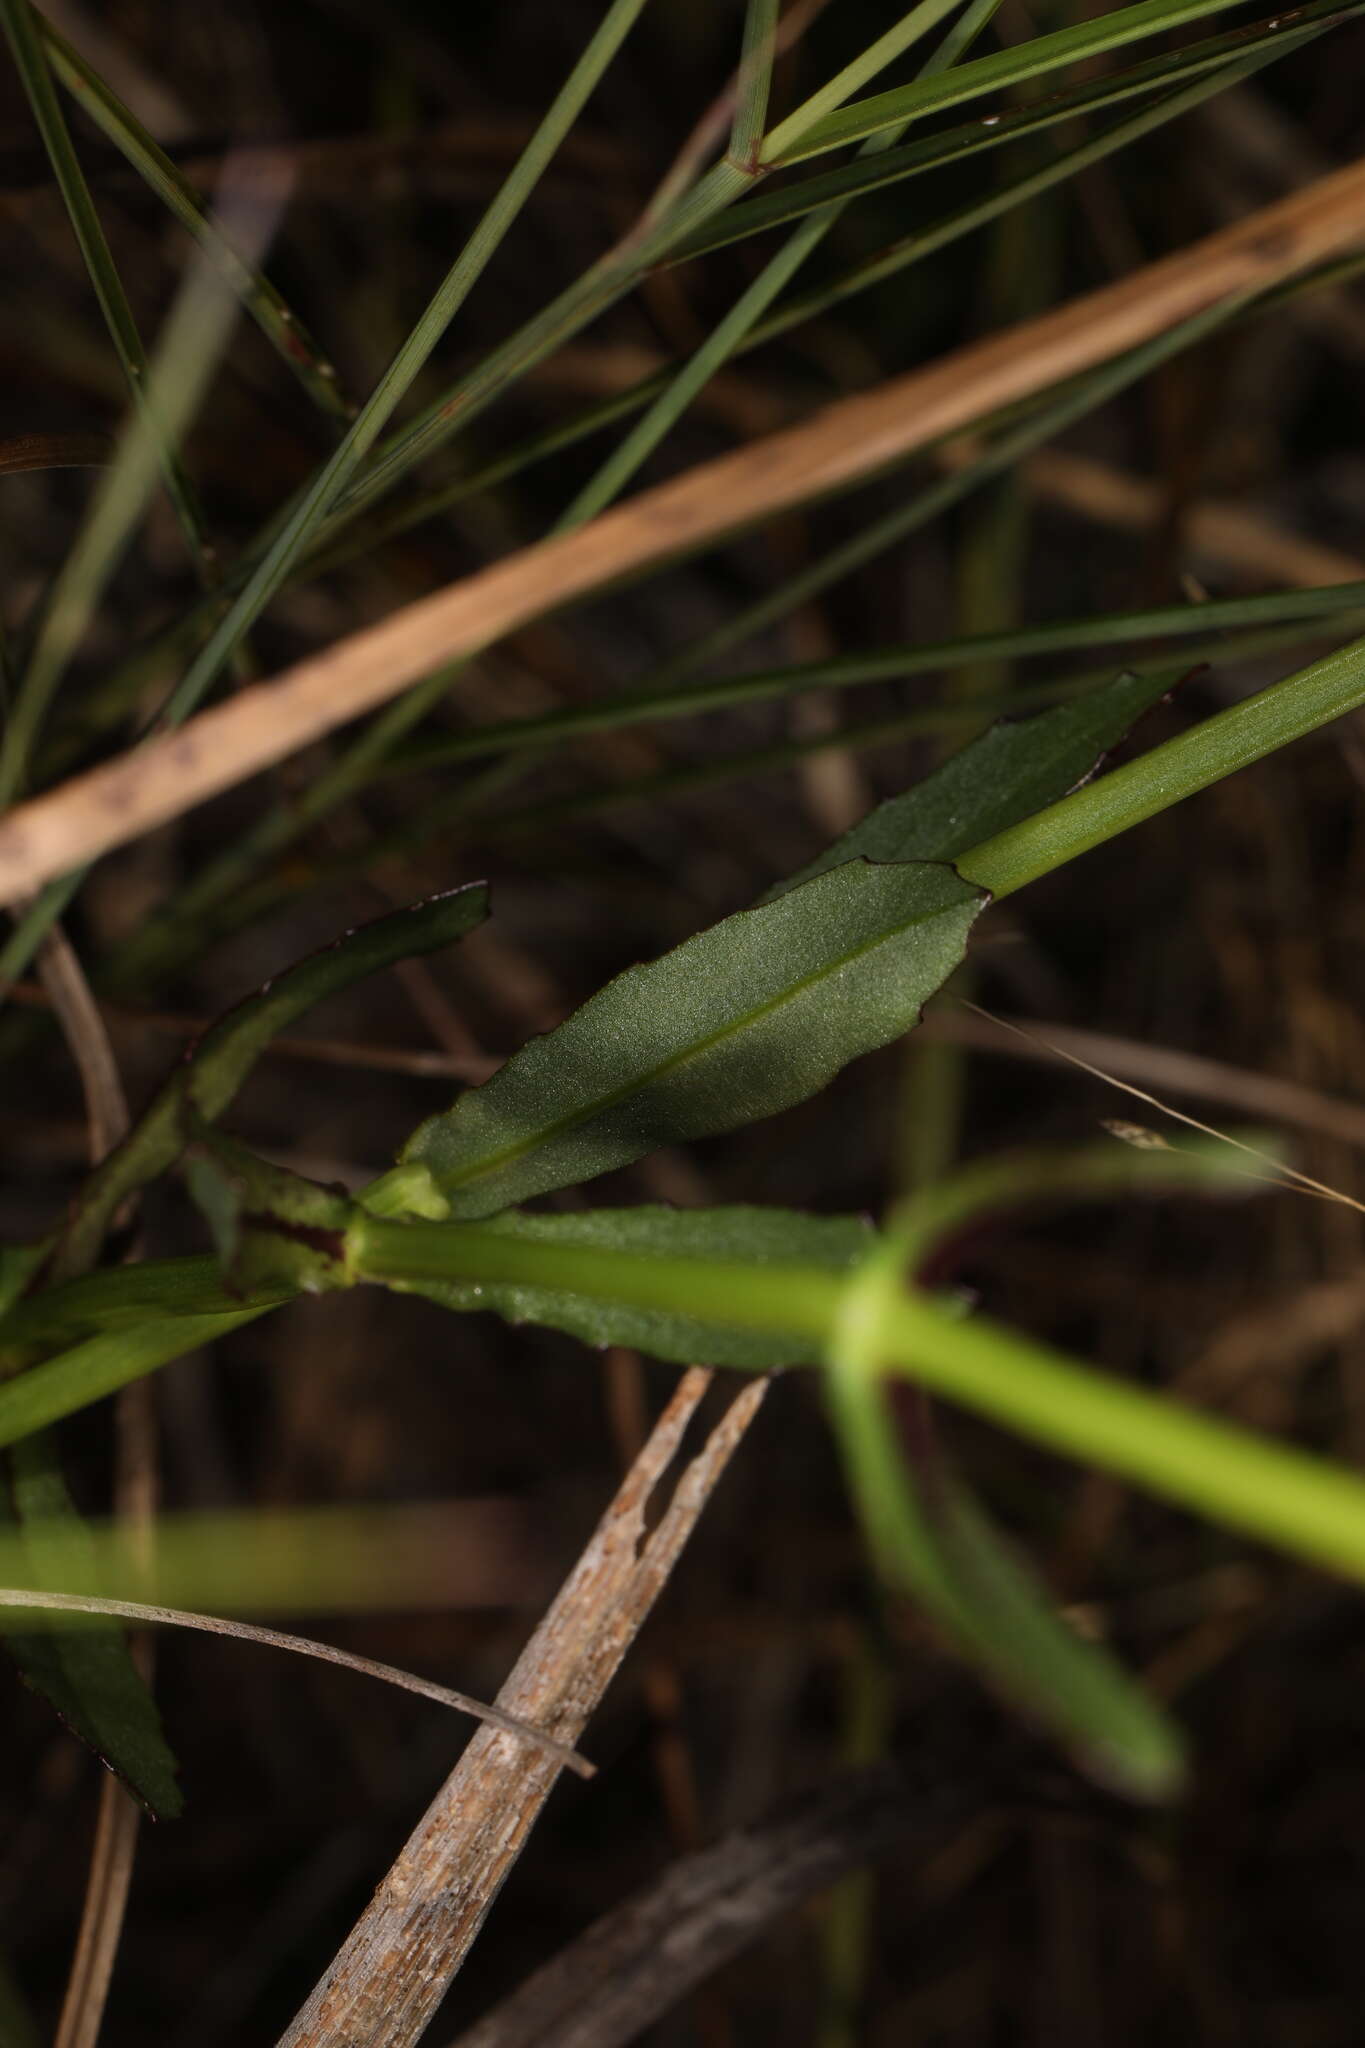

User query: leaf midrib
[434,870,979,1197]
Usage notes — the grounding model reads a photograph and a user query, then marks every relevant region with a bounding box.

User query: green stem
[959,631,1365,899]
[352,1214,1365,1585]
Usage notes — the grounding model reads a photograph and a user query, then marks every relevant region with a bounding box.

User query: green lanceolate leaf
[388,671,1174,1218]
[392,860,984,1218]
[770,664,1178,898]
[42,884,487,1283]
[384,1204,874,1368]
[3,1442,182,1817]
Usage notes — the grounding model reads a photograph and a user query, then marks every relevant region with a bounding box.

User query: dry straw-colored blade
[4,154,1365,909]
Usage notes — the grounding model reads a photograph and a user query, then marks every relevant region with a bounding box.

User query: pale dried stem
[6,157,1365,906]
[31,921,146,2048]
[35,924,128,1159]
[52,1788,142,2048]
[0,1592,593,1775]
[922,1005,1365,1151]
[275,1367,769,2048]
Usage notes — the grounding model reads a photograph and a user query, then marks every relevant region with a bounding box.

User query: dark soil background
[4,2,1365,2042]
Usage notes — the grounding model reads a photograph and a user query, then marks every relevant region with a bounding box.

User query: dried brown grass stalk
[275,1367,768,2048]
[4,156,1365,906]
[33,923,145,2048]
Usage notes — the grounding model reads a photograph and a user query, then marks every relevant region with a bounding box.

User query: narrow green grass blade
[325,0,991,527]
[747,55,1318,345]
[641,277,1272,696]
[0,1305,274,1451]
[0,1495,557,1616]
[527,588,1357,767]
[554,205,828,527]
[37,12,353,420]
[674,6,1342,258]
[556,0,1003,528]
[154,0,657,731]
[0,0,211,570]
[0,872,82,986]
[30,74,1334,1007]
[762,0,971,157]
[729,0,779,170]
[304,18,1316,574]
[763,0,1260,162]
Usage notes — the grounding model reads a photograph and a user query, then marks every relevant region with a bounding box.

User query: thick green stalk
[960,631,1365,900]
[351,1215,1365,1585]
